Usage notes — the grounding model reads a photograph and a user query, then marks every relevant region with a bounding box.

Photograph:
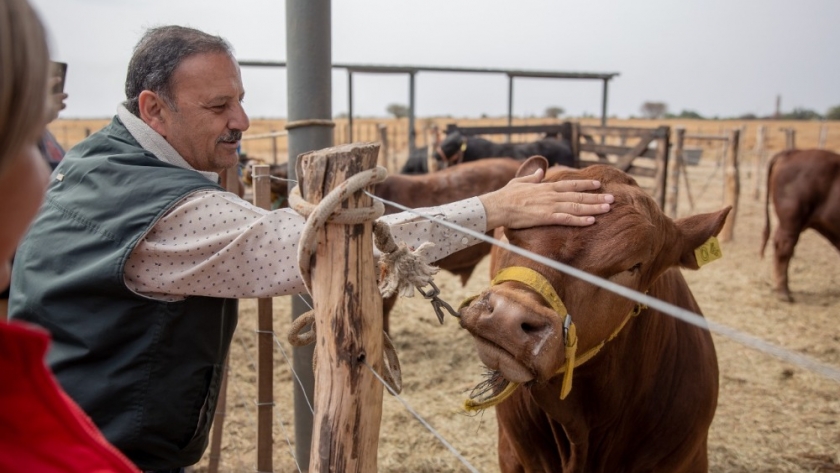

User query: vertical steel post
[286,0,333,469]
[600,78,609,128]
[408,71,416,155]
[600,78,609,145]
[348,70,354,142]
[507,74,514,143]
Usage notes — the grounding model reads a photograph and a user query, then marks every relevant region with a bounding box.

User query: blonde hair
[0,0,50,174]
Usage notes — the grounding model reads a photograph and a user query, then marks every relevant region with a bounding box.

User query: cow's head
[436,131,467,168]
[459,157,730,408]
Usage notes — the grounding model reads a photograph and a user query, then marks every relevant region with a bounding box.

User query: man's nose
[229,102,250,132]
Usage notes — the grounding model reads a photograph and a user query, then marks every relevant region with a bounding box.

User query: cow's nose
[485,291,554,345]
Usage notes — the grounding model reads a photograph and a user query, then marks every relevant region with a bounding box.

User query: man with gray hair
[9,25,613,472]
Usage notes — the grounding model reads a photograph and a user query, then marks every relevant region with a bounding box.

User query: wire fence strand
[364,191,840,384]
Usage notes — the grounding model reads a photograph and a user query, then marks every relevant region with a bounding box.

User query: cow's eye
[628,263,642,274]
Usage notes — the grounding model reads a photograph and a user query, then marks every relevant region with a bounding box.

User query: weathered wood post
[252,164,275,472]
[271,131,278,165]
[666,127,685,218]
[377,124,390,173]
[426,126,440,173]
[569,121,581,166]
[720,129,740,242]
[298,142,384,472]
[652,125,670,210]
[818,123,828,149]
[752,125,766,200]
[782,127,796,150]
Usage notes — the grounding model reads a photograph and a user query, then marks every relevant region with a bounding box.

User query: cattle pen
[185,128,840,472]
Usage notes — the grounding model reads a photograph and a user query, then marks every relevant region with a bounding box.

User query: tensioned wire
[363,191,840,385]
[235,335,303,473]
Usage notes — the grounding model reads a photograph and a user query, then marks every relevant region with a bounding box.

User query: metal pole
[600,78,609,128]
[507,74,514,143]
[408,71,416,155]
[348,71,354,142]
[286,0,333,468]
[600,78,609,145]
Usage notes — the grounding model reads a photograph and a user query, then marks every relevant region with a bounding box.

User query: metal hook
[416,280,461,324]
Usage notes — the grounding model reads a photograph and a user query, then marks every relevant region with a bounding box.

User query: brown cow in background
[760,149,840,302]
[460,158,729,472]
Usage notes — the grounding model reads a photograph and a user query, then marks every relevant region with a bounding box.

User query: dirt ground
[188,149,840,473]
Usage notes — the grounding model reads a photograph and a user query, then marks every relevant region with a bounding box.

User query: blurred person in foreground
[0,62,67,319]
[40,61,68,169]
[8,25,614,472]
[0,0,139,471]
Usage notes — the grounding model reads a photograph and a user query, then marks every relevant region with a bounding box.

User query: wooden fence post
[377,124,391,173]
[570,122,581,166]
[271,131,278,165]
[652,126,670,210]
[252,164,275,472]
[299,143,384,473]
[666,128,685,218]
[818,123,828,149]
[752,125,766,200]
[782,127,796,150]
[720,129,740,242]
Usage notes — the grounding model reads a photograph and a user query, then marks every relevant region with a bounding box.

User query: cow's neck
[530,269,706,470]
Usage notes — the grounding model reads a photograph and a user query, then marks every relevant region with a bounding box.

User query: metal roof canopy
[239,60,620,153]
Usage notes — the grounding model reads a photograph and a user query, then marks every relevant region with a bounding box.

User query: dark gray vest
[10,117,238,470]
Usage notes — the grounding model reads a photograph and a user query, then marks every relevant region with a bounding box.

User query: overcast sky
[30,0,840,120]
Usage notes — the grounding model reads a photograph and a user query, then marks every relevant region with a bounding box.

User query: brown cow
[375,157,523,332]
[459,157,730,472]
[760,148,840,302]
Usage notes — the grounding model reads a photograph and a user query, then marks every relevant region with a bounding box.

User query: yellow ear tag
[694,236,723,268]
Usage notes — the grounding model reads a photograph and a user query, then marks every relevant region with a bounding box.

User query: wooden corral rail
[575,124,670,210]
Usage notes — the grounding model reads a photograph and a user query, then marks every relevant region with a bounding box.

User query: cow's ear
[515,155,549,178]
[674,206,732,269]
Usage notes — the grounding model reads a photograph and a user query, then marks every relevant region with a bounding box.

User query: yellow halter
[460,266,646,412]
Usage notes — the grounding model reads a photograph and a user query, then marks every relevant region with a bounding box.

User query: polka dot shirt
[124,190,486,301]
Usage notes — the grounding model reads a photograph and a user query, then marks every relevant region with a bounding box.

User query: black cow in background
[434,131,575,169]
[400,147,432,174]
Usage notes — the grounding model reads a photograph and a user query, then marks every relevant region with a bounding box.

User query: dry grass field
[50,118,840,472]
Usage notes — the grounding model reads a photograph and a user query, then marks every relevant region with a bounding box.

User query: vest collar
[117,105,219,183]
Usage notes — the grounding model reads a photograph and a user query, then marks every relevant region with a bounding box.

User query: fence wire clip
[416,280,461,324]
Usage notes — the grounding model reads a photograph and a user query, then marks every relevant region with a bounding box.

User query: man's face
[158,52,250,174]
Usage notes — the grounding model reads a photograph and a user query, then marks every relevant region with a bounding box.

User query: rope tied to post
[286,165,442,395]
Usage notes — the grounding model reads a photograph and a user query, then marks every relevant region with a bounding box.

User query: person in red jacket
[0,1,139,471]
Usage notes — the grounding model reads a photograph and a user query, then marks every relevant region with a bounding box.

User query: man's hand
[479,168,614,230]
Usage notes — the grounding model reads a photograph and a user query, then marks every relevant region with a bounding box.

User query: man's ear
[138,90,169,137]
